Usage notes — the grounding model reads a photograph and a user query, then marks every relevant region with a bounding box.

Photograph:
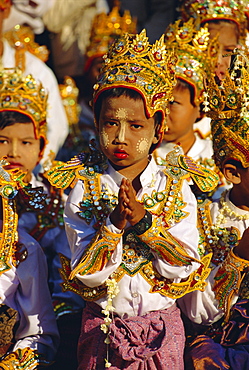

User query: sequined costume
[178,51,249,369]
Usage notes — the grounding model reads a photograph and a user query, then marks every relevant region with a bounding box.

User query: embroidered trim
[27,186,64,242]
[138,253,212,298]
[213,248,249,321]
[0,347,45,369]
[70,225,123,278]
[59,253,107,301]
[138,218,201,266]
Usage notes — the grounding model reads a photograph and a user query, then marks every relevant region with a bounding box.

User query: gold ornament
[0,68,48,142]
[93,29,177,134]
[3,25,49,72]
[84,1,137,72]
[165,18,218,105]
[178,0,249,45]
[205,50,249,168]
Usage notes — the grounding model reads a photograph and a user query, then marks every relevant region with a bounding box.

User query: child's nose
[115,123,126,143]
[8,142,18,157]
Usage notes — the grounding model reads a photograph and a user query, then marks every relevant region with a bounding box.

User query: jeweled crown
[178,0,249,44]
[165,18,218,105]
[204,51,249,168]
[84,2,137,72]
[93,29,177,132]
[0,68,48,141]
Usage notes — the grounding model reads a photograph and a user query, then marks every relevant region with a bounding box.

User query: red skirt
[77,302,185,370]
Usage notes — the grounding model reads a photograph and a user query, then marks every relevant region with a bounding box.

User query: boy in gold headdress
[0,68,85,370]
[46,29,215,369]
[178,52,249,369]
[0,69,59,368]
[179,0,249,139]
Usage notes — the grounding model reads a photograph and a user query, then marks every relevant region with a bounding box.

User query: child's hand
[110,179,131,230]
[120,178,146,226]
[234,227,249,261]
[110,178,145,229]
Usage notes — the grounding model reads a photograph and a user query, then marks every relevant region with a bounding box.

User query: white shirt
[156,134,213,162]
[2,40,69,165]
[0,227,59,361]
[64,156,201,318]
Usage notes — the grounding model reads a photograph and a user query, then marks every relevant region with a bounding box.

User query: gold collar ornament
[92,29,177,135]
[0,158,46,275]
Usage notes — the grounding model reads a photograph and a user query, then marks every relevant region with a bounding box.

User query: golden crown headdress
[178,0,249,44]
[93,29,177,133]
[165,18,218,105]
[204,50,249,168]
[84,1,137,72]
[0,0,10,10]
[0,68,48,142]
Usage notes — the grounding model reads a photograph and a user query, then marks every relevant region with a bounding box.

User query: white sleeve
[13,229,59,361]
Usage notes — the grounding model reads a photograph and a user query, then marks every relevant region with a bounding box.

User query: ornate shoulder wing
[44,141,107,189]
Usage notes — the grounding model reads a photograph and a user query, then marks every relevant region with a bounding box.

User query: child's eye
[0,139,8,144]
[22,141,32,145]
[131,124,142,129]
[105,121,118,127]
[169,100,179,106]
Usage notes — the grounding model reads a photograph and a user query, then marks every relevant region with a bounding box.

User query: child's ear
[152,124,162,145]
[223,163,241,184]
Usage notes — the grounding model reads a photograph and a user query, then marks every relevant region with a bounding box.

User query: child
[155,19,227,200]
[0,160,59,365]
[178,52,249,369]
[46,30,213,370]
[0,0,68,166]
[178,0,249,139]
[0,68,84,370]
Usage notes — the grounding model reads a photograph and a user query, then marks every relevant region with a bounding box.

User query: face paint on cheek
[100,129,110,149]
[136,138,149,153]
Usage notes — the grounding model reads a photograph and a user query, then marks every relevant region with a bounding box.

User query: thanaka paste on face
[136,138,149,153]
[115,108,129,142]
[100,129,109,149]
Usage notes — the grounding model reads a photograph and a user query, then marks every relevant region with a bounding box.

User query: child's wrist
[132,211,152,235]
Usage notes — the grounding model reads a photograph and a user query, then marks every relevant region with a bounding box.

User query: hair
[175,78,196,106]
[0,111,45,151]
[94,87,163,127]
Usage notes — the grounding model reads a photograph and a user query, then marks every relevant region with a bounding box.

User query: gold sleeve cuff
[0,348,41,370]
[137,219,202,267]
[213,248,249,321]
[70,225,123,278]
